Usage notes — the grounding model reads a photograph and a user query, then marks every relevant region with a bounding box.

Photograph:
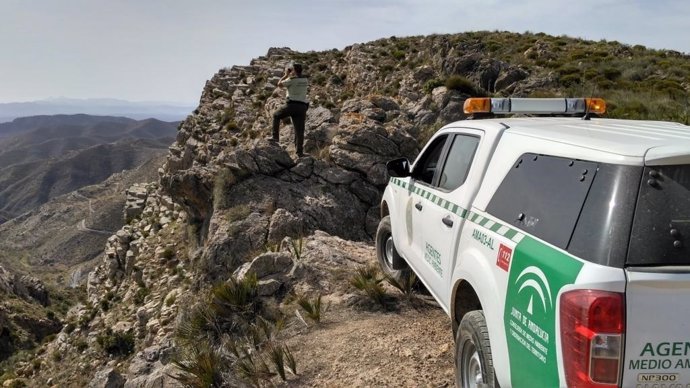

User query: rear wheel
[375,215,410,283]
[455,310,497,388]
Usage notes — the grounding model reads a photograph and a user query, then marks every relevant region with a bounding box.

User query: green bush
[211,274,259,318]
[74,339,88,352]
[162,247,175,260]
[559,74,581,87]
[97,329,135,357]
[134,287,150,305]
[64,322,76,334]
[602,67,622,81]
[391,50,405,60]
[423,78,444,94]
[350,264,388,306]
[444,75,477,95]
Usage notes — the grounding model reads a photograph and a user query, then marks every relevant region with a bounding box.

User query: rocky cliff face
[13,32,690,386]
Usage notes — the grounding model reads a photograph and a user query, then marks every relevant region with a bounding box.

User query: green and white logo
[504,237,583,387]
[516,266,553,315]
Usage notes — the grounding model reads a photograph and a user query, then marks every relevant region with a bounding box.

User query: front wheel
[375,215,410,284]
[455,310,497,388]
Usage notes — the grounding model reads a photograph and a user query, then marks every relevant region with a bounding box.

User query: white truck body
[380,116,690,388]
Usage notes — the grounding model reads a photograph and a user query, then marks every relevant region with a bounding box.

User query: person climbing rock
[272,62,309,157]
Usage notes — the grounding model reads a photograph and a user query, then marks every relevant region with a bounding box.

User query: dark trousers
[272,101,309,155]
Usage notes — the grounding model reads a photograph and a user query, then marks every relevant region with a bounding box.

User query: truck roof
[447,117,690,163]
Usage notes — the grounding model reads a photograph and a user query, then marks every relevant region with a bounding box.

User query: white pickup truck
[376,98,690,388]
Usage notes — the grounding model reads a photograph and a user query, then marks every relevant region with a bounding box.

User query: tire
[455,311,498,388]
[375,215,410,284]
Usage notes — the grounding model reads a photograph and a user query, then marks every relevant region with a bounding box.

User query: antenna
[582,85,597,121]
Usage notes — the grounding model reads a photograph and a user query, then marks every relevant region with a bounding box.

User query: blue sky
[1,0,688,104]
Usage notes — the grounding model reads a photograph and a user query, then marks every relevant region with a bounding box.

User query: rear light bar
[463,97,606,115]
[560,290,624,388]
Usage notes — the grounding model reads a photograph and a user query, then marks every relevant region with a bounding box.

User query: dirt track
[283,300,455,387]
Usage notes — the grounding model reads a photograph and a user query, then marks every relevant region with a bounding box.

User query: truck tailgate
[623,268,690,387]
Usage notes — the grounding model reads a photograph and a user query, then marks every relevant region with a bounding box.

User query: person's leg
[272,104,291,140]
[291,104,308,156]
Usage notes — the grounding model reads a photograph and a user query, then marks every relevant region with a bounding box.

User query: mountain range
[0,98,194,123]
[0,115,178,223]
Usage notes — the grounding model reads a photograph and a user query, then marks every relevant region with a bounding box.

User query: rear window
[628,165,690,266]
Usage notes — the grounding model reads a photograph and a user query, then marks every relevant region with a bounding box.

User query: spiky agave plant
[385,270,417,299]
[350,264,388,306]
[172,342,225,388]
[297,294,326,323]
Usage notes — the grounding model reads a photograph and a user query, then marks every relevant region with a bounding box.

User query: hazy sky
[1,0,688,104]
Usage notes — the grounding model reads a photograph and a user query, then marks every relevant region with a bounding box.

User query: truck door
[621,163,690,388]
[410,131,481,306]
[400,134,451,265]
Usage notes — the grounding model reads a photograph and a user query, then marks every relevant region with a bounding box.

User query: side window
[412,135,448,185]
[487,153,597,249]
[568,164,640,267]
[438,135,480,191]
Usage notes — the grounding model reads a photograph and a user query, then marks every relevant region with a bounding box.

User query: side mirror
[387,158,411,178]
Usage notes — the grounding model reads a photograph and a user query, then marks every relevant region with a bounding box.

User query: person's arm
[277,68,291,88]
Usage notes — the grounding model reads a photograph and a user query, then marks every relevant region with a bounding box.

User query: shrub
[602,67,622,81]
[211,274,259,320]
[350,264,387,306]
[423,78,444,94]
[172,343,225,388]
[224,121,239,132]
[391,50,405,60]
[161,247,175,260]
[385,271,417,298]
[227,204,251,223]
[311,74,327,86]
[559,74,581,87]
[329,75,344,86]
[74,339,88,352]
[64,322,76,334]
[134,287,150,306]
[288,237,304,261]
[445,75,477,95]
[297,294,325,323]
[97,329,135,357]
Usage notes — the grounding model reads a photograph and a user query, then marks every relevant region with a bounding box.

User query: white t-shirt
[283,77,309,103]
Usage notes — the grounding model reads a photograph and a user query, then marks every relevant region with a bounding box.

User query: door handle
[442,216,454,227]
[415,202,423,211]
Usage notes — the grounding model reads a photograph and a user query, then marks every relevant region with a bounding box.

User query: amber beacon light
[463,97,607,116]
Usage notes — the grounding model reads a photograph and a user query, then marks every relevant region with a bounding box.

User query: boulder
[267,209,304,244]
[494,68,529,92]
[233,252,293,280]
[370,95,400,111]
[306,106,335,130]
[88,367,125,388]
[257,279,282,296]
[124,364,183,388]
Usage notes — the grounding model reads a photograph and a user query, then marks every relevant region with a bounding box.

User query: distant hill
[0,153,166,278]
[0,115,177,223]
[0,98,194,123]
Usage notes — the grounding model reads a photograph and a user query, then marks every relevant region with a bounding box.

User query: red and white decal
[497,244,512,272]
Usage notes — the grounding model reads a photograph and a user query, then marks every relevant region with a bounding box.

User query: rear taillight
[561,290,624,388]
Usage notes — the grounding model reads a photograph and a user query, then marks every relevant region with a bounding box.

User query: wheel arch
[380,200,390,218]
[451,279,482,334]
